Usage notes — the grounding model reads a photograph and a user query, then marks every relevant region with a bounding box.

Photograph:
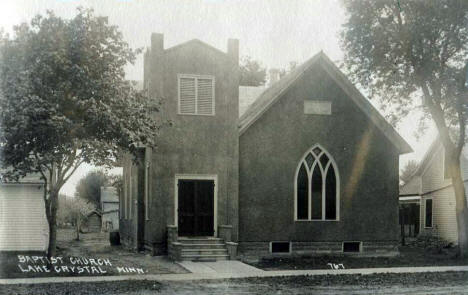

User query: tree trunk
[448,154,468,258]
[76,214,80,241]
[47,190,59,259]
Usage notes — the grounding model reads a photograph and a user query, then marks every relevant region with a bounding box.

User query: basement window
[270,242,291,254]
[342,241,361,253]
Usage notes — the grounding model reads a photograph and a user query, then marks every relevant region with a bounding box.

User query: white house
[400,138,468,244]
[0,173,49,252]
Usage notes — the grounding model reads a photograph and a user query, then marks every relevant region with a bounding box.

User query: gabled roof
[88,210,102,217]
[238,51,413,154]
[239,86,266,117]
[401,136,468,188]
[0,170,44,184]
[413,137,443,177]
[164,39,229,59]
[399,176,421,196]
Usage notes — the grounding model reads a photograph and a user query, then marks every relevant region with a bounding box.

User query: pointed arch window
[295,145,340,221]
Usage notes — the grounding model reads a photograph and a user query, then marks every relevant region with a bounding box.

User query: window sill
[177,112,215,117]
[294,219,340,222]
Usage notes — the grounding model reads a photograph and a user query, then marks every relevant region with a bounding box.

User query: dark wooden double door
[178,179,214,236]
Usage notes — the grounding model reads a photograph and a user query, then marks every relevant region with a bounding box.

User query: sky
[0,0,437,196]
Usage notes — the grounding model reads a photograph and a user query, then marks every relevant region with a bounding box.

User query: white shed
[0,173,49,251]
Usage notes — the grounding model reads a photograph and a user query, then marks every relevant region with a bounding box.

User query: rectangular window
[178,75,215,115]
[270,242,291,254]
[343,241,361,253]
[304,100,331,115]
[425,199,433,228]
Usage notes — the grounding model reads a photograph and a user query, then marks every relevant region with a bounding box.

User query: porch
[167,225,238,261]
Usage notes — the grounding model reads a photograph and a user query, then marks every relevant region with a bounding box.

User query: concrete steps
[179,243,227,249]
[178,237,223,244]
[177,237,230,261]
[181,253,230,262]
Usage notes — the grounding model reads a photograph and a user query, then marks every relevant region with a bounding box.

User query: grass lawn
[0,228,186,279]
[247,245,468,271]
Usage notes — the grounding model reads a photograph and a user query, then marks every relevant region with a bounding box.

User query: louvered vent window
[178,75,215,115]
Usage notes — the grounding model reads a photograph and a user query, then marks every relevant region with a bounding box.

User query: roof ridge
[164,39,228,57]
[239,52,322,128]
[238,51,412,154]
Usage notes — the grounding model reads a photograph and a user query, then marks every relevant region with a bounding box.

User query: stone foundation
[239,240,399,259]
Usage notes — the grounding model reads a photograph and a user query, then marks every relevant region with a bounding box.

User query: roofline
[414,137,442,176]
[1,182,44,186]
[238,51,413,154]
[239,53,322,135]
[102,209,119,214]
[318,54,412,154]
[398,194,420,197]
[164,39,229,59]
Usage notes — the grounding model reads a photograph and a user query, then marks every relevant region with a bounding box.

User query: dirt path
[156,272,468,295]
[2,271,468,294]
[55,228,187,275]
[156,283,468,295]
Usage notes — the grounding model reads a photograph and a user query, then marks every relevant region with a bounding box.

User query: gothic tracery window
[295,145,339,221]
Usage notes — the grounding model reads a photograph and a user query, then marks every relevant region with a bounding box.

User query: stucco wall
[238,63,400,252]
[140,36,239,252]
[119,156,139,248]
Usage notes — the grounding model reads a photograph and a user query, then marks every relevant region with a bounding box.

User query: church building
[119,33,412,261]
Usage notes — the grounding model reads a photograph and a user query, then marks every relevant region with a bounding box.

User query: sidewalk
[1,264,468,285]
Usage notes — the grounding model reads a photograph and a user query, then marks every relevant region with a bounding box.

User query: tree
[239,55,267,86]
[57,194,74,226]
[341,0,468,256]
[75,170,111,210]
[108,174,123,199]
[0,8,162,257]
[400,160,419,186]
[279,61,298,79]
[57,195,94,240]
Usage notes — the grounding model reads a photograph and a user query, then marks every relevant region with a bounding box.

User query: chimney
[227,38,239,65]
[151,33,164,55]
[269,68,280,85]
[149,33,164,100]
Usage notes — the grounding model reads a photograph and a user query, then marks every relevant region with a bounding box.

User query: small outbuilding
[101,186,120,231]
[86,211,102,233]
[0,173,49,252]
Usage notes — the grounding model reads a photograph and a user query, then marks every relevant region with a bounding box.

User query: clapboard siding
[421,147,446,193]
[405,141,468,245]
[0,184,49,251]
[461,147,468,181]
[420,186,458,243]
